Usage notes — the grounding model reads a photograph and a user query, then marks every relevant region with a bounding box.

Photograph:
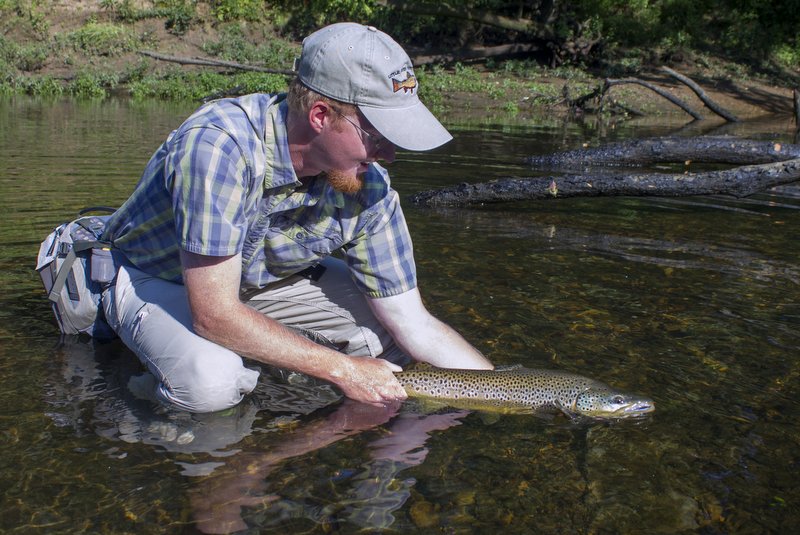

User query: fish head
[572,385,655,419]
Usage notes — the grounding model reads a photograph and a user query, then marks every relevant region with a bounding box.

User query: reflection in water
[418,200,800,285]
[46,337,467,533]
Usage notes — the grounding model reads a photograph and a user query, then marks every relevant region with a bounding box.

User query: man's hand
[331,356,408,406]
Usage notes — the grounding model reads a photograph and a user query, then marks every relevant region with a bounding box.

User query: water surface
[1,96,798,533]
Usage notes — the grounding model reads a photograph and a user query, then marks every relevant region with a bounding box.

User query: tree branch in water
[411,137,800,206]
[526,137,800,168]
[661,67,739,122]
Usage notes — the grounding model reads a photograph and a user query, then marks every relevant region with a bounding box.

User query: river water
[1,96,799,534]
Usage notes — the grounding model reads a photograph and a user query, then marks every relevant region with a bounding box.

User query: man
[100,22,493,413]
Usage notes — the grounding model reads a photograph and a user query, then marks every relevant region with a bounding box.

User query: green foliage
[1,74,64,97]
[103,0,264,26]
[156,0,195,35]
[100,0,140,21]
[200,23,299,67]
[499,59,542,78]
[0,66,126,98]
[228,71,289,93]
[774,44,800,69]
[1,0,51,40]
[575,0,667,47]
[129,69,287,100]
[211,0,265,22]
[0,35,48,72]
[120,58,151,83]
[272,0,376,35]
[66,22,135,56]
[421,63,487,93]
[573,0,800,64]
[68,71,116,98]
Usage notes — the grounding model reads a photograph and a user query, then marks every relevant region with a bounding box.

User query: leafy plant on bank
[200,23,299,67]
[129,69,287,100]
[100,0,195,35]
[68,69,120,98]
[0,35,47,71]
[210,0,266,22]
[65,21,137,56]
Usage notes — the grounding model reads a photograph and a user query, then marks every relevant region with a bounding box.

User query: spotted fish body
[394,366,655,419]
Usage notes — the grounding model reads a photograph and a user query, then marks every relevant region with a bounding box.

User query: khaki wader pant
[101,257,406,413]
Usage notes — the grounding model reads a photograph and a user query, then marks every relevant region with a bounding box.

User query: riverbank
[1,1,796,124]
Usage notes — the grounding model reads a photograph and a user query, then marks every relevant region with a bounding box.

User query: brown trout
[395,365,655,419]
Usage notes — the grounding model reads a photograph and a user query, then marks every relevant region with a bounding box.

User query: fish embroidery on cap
[391,72,417,94]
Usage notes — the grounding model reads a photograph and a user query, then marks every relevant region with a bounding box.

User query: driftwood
[526,137,800,168]
[600,78,703,120]
[409,159,800,206]
[661,67,739,122]
[138,50,295,76]
[566,68,739,122]
[410,137,800,206]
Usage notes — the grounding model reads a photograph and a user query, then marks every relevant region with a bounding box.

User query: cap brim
[360,101,452,152]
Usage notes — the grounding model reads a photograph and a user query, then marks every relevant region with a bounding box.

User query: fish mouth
[612,400,656,417]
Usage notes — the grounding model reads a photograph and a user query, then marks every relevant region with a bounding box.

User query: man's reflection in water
[47,337,468,533]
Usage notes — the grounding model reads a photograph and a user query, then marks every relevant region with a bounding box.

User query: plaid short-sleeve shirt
[102,94,417,298]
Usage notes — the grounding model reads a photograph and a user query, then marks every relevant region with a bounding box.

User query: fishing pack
[35,207,118,338]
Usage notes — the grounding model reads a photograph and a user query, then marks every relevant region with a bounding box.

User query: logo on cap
[391,73,417,94]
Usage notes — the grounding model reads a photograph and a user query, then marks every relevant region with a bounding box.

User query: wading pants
[100,258,406,413]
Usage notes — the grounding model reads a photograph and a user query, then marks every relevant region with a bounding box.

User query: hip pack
[36,207,117,338]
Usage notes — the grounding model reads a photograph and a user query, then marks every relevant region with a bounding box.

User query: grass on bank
[1,0,796,117]
[0,9,570,115]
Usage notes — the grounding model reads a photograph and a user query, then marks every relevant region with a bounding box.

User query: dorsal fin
[495,364,524,372]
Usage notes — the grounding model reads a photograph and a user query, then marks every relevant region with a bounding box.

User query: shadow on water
[1,95,800,533]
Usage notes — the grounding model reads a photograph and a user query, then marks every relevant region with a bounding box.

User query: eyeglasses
[332,108,389,151]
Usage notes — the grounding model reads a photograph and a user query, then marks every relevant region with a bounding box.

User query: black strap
[78,206,117,216]
[47,239,105,303]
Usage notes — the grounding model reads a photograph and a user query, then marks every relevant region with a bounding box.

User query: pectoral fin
[552,399,579,419]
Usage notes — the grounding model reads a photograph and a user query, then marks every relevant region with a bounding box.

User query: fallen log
[661,67,739,122]
[408,158,800,206]
[568,68,741,121]
[526,137,800,168]
[572,78,703,120]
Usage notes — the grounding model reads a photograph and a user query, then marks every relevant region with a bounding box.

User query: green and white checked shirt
[103,94,417,298]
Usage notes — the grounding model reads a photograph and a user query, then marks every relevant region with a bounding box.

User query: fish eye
[612,395,625,405]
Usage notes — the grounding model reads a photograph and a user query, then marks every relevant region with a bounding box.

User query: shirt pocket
[264,214,342,273]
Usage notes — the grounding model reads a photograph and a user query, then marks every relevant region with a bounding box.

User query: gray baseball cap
[296,22,452,152]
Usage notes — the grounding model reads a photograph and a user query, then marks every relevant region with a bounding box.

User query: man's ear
[308,101,331,134]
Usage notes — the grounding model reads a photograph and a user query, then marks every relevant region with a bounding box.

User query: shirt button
[295,231,305,240]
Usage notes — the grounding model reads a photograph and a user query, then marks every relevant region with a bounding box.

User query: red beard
[325,169,364,194]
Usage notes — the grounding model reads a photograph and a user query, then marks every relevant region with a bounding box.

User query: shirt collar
[263,98,301,191]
